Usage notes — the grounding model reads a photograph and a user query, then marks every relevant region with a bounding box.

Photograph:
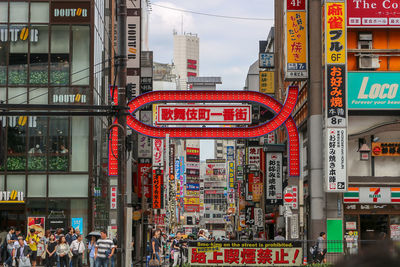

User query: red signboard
[108,86,118,176]
[153,170,163,209]
[287,0,306,10]
[184,204,200,212]
[157,105,252,124]
[137,162,152,198]
[348,0,400,27]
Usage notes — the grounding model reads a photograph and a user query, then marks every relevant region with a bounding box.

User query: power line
[151,3,274,21]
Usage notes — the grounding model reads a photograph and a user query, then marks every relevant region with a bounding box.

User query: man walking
[14,237,32,267]
[94,230,114,267]
[65,227,77,267]
[70,235,85,267]
[4,227,16,267]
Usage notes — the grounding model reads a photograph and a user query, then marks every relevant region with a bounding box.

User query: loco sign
[126,89,300,176]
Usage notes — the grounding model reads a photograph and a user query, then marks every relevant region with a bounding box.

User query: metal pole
[117,0,127,266]
[308,0,325,240]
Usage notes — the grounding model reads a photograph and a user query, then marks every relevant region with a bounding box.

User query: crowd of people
[0,227,116,267]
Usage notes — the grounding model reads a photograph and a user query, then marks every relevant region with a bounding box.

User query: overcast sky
[149,0,274,159]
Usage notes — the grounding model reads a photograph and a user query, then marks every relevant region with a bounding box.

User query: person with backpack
[311,232,327,263]
[4,227,16,267]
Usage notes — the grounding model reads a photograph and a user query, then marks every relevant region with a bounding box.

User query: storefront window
[28,175,47,197]
[0,175,4,190]
[6,175,26,194]
[48,175,88,197]
[0,87,5,103]
[30,2,49,23]
[71,117,88,171]
[28,117,47,171]
[9,25,28,85]
[10,2,29,23]
[0,34,7,85]
[30,25,49,85]
[0,3,8,23]
[29,88,48,104]
[8,87,27,104]
[71,26,89,85]
[71,199,88,235]
[7,121,26,171]
[51,26,70,85]
[49,117,69,171]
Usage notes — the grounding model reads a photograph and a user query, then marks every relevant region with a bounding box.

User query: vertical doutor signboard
[126,0,141,94]
[285,0,308,80]
[324,0,347,192]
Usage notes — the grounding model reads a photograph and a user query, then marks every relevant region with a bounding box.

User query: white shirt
[70,240,85,254]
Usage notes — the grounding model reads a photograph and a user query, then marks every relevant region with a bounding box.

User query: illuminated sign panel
[157,105,252,124]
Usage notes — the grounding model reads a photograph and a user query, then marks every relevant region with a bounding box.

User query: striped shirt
[95,238,114,258]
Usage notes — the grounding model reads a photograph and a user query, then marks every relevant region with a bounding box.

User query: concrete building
[173,32,200,90]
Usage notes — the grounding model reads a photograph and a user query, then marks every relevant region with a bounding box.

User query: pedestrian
[150,229,161,264]
[14,236,32,267]
[172,231,182,267]
[69,235,85,267]
[94,230,114,267]
[274,229,285,241]
[315,232,327,263]
[87,236,96,267]
[197,230,207,241]
[65,227,76,267]
[46,234,57,267]
[26,228,40,267]
[39,230,51,266]
[56,236,70,267]
[4,226,16,267]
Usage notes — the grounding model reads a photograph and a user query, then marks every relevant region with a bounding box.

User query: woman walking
[46,234,57,267]
[87,236,96,267]
[56,236,70,267]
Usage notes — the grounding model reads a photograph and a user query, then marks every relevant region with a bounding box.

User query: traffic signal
[265,213,275,224]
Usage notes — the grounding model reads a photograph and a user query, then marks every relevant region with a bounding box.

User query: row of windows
[0,2,50,24]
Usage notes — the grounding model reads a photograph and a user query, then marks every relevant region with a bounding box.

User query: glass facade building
[0,0,112,236]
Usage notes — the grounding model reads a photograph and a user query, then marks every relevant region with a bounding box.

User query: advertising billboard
[348,72,400,109]
[325,128,347,192]
[266,153,283,205]
[347,0,400,27]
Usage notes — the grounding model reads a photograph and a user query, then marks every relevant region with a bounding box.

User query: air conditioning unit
[359,55,380,69]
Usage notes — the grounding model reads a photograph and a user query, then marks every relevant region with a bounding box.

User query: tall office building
[173,32,200,90]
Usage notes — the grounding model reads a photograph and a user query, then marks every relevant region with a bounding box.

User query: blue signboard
[186,183,200,191]
[348,72,400,109]
[71,218,83,234]
[259,53,274,68]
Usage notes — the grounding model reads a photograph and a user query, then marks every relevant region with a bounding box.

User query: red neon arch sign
[122,86,300,176]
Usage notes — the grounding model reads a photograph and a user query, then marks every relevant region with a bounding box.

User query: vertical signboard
[108,86,118,176]
[324,0,347,192]
[266,153,283,205]
[259,71,275,94]
[152,139,164,167]
[138,111,152,158]
[285,0,308,80]
[126,0,141,94]
[153,169,162,209]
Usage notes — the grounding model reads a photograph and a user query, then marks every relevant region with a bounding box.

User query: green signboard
[327,219,343,253]
[348,72,400,109]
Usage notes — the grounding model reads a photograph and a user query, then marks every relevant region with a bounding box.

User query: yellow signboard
[286,11,307,79]
[184,197,200,205]
[326,2,345,64]
[259,71,275,94]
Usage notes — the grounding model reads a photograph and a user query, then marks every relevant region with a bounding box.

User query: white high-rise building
[173,32,200,90]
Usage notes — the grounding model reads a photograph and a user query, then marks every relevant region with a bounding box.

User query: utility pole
[308,0,325,240]
[117,0,127,266]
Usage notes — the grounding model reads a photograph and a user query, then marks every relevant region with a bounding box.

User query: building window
[51,25,70,85]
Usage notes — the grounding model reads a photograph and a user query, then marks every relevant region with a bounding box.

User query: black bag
[72,242,81,256]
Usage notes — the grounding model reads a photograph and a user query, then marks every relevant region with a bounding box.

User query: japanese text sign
[152,169,163,209]
[347,0,400,27]
[188,241,302,266]
[259,53,274,68]
[152,139,164,167]
[326,128,347,192]
[326,2,346,64]
[287,0,305,11]
[285,2,307,80]
[372,143,400,157]
[110,186,117,209]
[266,153,283,205]
[259,71,275,94]
[157,105,252,125]
[327,65,346,127]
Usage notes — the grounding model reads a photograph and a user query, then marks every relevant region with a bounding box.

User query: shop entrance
[0,205,26,232]
[360,214,389,240]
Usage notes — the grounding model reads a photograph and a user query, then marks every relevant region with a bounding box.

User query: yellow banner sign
[326,2,346,64]
[286,11,307,79]
[259,71,275,94]
[184,197,200,205]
